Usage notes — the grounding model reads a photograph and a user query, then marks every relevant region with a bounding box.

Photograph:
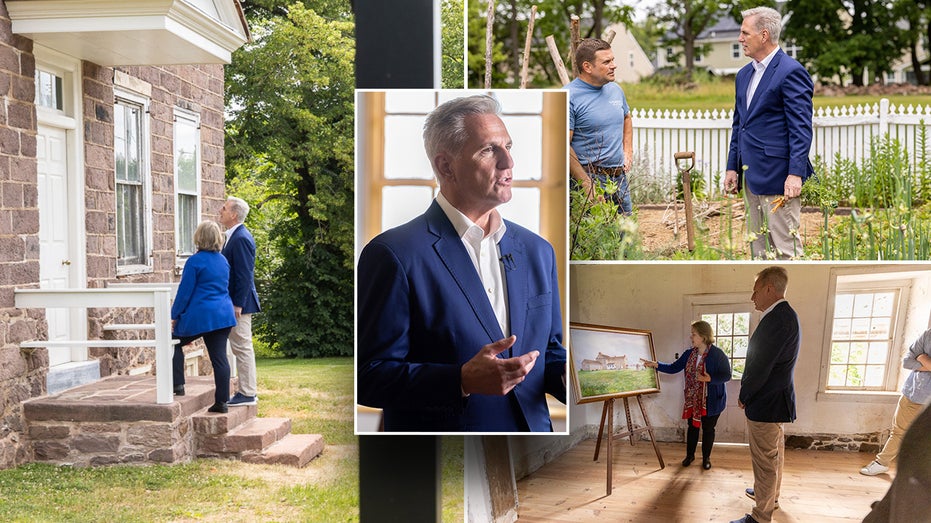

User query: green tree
[651,0,724,81]
[443,0,465,88]
[468,0,633,88]
[785,0,906,86]
[225,2,354,357]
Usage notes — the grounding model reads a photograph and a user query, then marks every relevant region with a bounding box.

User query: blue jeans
[591,172,632,215]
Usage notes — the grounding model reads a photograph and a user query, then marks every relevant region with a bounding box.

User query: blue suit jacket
[357,201,567,432]
[171,250,237,337]
[222,225,260,314]
[739,301,801,423]
[727,49,814,195]
[657,344,732,417]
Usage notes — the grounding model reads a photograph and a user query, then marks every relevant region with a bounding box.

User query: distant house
[596,352,627,370]
[604,22,655,83]
[0,0,250,470]
[656,15,803,77]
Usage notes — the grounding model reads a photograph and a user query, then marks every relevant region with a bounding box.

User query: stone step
[197,416,291,456]
[241,433,325,467]
[191,404,258,435]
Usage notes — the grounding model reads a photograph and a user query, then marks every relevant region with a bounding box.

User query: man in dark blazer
[730,266,800,523]
[218,196,262,406]
[725,6,814,260]
[357,95,567,432]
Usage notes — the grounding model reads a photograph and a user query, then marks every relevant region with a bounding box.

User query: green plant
[570,181,643,260]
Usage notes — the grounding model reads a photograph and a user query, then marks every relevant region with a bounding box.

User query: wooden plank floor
[516,440,892,522]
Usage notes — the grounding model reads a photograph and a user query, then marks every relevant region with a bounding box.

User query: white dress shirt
[746,46,780,109]
[436,193,510,337]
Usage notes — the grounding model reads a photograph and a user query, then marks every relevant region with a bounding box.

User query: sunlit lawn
[579,369,658,397]
[0,357,465,522]
[621,80,931,112]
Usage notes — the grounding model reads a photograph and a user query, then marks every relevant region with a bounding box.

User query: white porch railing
[631,98,931,192]
[14,287,175,404]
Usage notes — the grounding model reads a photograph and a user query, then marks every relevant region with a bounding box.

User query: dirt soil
[636,200,839,258]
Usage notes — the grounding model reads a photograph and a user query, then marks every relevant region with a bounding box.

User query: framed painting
[569,322,660,404]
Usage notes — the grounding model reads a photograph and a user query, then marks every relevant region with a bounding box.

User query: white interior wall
[509,263,931,479]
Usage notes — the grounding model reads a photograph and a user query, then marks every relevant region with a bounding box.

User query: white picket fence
[632,99,931,192]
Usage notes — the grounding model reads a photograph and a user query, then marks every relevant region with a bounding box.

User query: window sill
[816,390,900,403]
[117,265,154,277]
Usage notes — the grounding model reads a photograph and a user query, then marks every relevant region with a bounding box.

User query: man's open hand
[461,336,539,396]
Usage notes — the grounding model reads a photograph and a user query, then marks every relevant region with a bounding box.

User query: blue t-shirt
[567,78,630,169]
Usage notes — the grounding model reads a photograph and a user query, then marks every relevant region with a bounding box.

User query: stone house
[0,0,251,470]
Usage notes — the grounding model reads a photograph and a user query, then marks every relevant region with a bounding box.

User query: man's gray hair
[756,266,788,294]
[742,6,782,44]
[226,196,250,223]
[423,95,501,174]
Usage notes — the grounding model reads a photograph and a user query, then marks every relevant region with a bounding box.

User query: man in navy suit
[218,196,262,406]
[725,6,814,260]
[731,266,800,523]
[357,95,567,432]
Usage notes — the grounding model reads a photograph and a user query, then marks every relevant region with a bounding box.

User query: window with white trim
[828,287,903,390]
[701,307,752,378]
[174,109,201,259]
[114,90,152,272]
[731,43,741,60]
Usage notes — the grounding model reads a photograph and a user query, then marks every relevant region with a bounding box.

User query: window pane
[828,365,847,387]
[502,115,541,181]
[872,292,894,315]
[852,293,873,317]
[846,366,864,387]
[717,337,732,357]
[851,318,870,338]
[385,90,436,113]
[499,187,540,233]
[732,358,745,376]
[35,70,63,111]
[117,184,143,264]
[717,315,733,336]
[177,194,196,255]
[176,119,198,193]
[832,318,851,339]
[382,186,435,230]
[734,313,749,334]
[384,115,433,180]
[867,342,889,364]
[125,105,141,182]
[864,365,885,387]
[869,317,891,339]
[701,313,714,325]
[733,336,748,358]
[849,342,868,364]
[831,342,849,364]
[835,294,853,317]
[495,90,543,113]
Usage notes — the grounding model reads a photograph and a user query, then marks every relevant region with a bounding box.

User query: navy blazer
[739,301,801,423]
[222,225,261,314]
[657,344,732,417]
[171,250,237,337]
[727,49,814,195]
[357,201,567,432]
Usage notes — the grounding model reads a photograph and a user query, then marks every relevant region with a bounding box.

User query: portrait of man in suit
[724,6,814,260]
[356,94,567,433]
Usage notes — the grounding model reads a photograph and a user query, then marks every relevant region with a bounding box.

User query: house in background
[604,22,654,83]
[0,0,250,470]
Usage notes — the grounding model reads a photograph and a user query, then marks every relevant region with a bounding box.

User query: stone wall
[0,1,42,470]
[0,0,229,468]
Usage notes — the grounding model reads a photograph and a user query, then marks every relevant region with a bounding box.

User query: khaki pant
[745,189,803,260]
[876,394,925,466]
[748,420,784,523]
[229,313,257,397]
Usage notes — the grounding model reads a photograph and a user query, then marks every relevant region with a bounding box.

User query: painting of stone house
[0,0,323,471]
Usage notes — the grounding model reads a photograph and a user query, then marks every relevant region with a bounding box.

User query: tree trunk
[509,0,520,79]
[592,0,604,40]
[911,39,926,85]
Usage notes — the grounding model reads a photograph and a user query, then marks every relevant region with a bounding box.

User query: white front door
[37,125,74,367]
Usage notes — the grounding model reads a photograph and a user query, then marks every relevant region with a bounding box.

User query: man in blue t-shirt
[567,38,634,215]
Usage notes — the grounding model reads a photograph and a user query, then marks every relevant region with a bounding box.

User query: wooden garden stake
[545,35,570,86]
[484,0,495,89]
[570,15,581,78]
[603,28,616,44]
[519,5,537,89]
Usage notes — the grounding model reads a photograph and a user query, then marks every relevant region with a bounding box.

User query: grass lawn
[579,369,658,398]
[0,358,465,522]
[620,80,931,112]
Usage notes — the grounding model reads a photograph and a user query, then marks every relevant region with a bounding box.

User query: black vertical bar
[353,0,436,88]
[359,435,441,522]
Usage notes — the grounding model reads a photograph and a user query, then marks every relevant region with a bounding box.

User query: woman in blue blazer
[171,220,237,413]
[642,320,732,469]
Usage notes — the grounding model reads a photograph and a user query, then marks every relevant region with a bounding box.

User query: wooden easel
[593,394,665,496]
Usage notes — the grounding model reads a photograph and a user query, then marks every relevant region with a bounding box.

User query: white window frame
[821,278,910,394]
[114,88,153,275]
[628,51,635,69]
[731,43,741,60]
[685,292,758,380]
[173,108,202,263]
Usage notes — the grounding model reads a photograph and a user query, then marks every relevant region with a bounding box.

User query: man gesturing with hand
[357,95,567,432]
